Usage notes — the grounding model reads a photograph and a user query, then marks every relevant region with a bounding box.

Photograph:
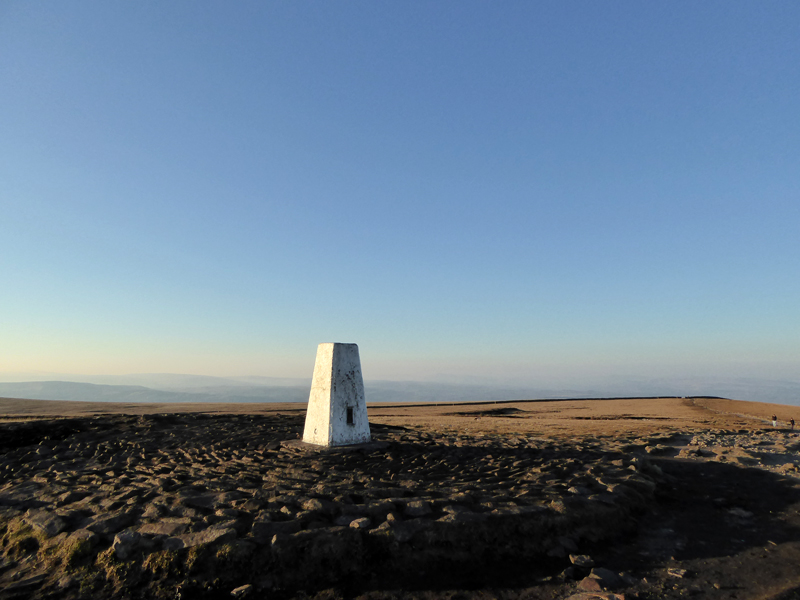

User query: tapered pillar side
[302,342,371,447]
[302,343,335,445]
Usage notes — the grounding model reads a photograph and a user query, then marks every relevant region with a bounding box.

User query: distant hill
[0,381,309,404]
[0,374,798,406]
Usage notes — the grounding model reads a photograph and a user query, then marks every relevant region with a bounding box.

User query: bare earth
[1,396,800,600]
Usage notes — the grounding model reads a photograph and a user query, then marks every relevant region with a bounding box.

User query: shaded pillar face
[302,343,371,446]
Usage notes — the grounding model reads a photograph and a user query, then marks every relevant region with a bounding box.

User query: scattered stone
[349,517,371,529]
[112,530,142,560]
[57,490,89,506]
[668,567,688,578]
[86,509,136,536]
[570,554,594,568]
[578,576,604,592]
[231,584,253,597]
[24,509,68,537]
[182,493,220,510]
[252,520,302,543]
[589,567,623,589]
[404,500,432,517]
[170,525,236,549]
[138,518,191,537]
[67,528,98,546]
[437,511,486,524]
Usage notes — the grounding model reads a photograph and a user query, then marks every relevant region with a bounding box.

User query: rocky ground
[0,398,799,599]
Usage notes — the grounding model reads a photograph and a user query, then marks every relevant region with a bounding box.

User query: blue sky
[1,2,798,386]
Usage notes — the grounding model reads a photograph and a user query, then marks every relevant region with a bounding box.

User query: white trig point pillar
[302,343,371,446]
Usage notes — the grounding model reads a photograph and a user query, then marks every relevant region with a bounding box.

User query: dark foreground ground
[1,404,800,599]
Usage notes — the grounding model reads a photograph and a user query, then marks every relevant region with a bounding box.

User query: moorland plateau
[1,396,800,600]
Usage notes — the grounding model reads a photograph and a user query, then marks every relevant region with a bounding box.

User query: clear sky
[1,2,798,386]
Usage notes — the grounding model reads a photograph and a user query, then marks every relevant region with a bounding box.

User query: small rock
[187,526,237,548]
[138,518,191,537]
[570,554,594,568]
[112,530,141,560]
[251,520,302,544]
[142,503,167,519]
[404,500,432,517]
[349,517,371,529]
[231,584,253,597]
[57,490,89,506]
[589,567,623,589]
[86,509,136,536]
[182,494,220,511]
[162,536,186,551]
[668,568,688,578]
[301,498,324,512]
[67,528,98,546]
[164,525,237,550]
[577,576,604,592]
[24,509,67,537]
[437,511,486,524]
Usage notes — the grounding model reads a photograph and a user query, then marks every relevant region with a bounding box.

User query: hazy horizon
[2,370,799,407]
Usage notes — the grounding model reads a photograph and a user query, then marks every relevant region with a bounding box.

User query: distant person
[791,418,795,431]
[772,415,778,427]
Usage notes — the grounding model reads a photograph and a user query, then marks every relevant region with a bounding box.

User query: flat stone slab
[24,509,67,537]
[138,518,191,537]
[163,526,237,550]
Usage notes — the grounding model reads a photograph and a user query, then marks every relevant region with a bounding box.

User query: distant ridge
[0,374,797,406]
[0,381,309,404]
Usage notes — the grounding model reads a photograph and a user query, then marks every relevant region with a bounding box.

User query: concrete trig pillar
[302,343,371,446]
